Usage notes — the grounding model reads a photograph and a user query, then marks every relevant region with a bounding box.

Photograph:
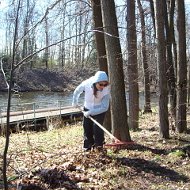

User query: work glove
[83,111,91,118]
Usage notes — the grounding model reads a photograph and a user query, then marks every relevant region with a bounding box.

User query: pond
[0,91,158,112]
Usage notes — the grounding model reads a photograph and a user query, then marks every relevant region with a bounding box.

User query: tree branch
[0,58,9,89]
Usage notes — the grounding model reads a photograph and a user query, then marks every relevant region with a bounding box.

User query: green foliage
[169,150,186,158]
[154,155,161,161]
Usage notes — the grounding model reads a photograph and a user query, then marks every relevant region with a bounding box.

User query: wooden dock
[0,106,82,125]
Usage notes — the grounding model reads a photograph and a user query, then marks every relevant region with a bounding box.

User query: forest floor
[0,112,190,190]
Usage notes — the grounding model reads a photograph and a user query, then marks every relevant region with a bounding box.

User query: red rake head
[104,140,135,148]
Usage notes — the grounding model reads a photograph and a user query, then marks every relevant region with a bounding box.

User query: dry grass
[0,113,190,190]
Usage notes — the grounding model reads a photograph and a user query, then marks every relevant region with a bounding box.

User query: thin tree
[154,0,169,138]
[137,0,152,113]
[127,0,139,130]
[59,0,66,68]
[101,0,131,141]
[176,0,187,133]
[2,1,64,188]
[149,0,156,38]
[44,15,49,69]
[169,0,178,77]
[2,0,21,188]
[164,0,176,119]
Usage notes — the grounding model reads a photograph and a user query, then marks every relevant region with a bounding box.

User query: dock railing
[0,100,77,126]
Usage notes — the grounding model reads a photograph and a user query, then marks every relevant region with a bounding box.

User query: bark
[137,0,152,113]
[127,0,139,130]
[164,0,176,119]
[176,0,187,133]
[3,1,21,188]
[91,0,107,71]
[91,0,111,132]
[169,0,177,77]
[149,0,156,38]
[101,0,131,141]
[154,0,169,139]
[44,16,49,69]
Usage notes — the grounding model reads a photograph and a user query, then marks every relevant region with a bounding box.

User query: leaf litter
[0,113,190,190]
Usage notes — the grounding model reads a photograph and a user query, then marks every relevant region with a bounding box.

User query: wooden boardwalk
[0,106,81,125]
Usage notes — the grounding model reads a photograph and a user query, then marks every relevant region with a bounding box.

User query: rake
[76,106,134,148]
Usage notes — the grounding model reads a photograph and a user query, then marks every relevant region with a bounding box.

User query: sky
[0,0,190,10]
[0,0,7,10]
[0,0,190,51]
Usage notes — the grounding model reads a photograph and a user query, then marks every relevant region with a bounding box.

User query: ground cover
[0,112,190,190]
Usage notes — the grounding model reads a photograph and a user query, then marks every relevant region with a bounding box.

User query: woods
[0,0,190,189]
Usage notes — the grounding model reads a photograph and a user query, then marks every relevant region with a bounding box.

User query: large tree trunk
[101,0,131,141]
[176,0,187,133]
[127,0,139,130]
[91,0,111,132]
[137,0,152,114]
[91,0,108,72]
[154,0,169,139]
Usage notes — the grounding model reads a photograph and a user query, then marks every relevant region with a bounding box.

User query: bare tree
[154,0,169,139]
[58,0,66,68]
[101,0,131,141]
[149,0,156,37]
[176,0,187,133]
[137,0,152,113]
[91,0,107,71]
[44,15,49,69]
[164,0,176,119]
[127,0,139,130]
[91,0,112,132]
[2,0,21,188]
[169,0,178,77]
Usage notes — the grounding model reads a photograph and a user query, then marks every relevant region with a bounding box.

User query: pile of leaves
[0,113,190,190]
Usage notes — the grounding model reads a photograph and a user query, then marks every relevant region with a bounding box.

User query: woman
[72,71,110,151]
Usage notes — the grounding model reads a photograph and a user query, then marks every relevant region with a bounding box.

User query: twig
[0,58,9,89]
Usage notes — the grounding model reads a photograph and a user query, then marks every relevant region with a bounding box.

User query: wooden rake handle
[76,106,120,142]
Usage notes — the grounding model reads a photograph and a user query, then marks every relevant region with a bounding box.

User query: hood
[92,71,108,84]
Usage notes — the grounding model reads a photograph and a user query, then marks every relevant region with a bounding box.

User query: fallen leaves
[0,121,190,190]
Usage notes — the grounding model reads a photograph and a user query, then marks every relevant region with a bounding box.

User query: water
[0,91,75,112]
[0,91,158,112]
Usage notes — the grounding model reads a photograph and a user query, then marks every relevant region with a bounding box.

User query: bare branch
[16,0,63,48]
[13,29,119,70]
[0,58,9,89]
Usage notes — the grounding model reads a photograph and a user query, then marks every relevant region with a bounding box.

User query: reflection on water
[0,91,75,112]
[0,91,158,112]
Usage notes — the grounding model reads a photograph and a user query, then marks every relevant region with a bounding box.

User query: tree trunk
[44,16,49,69]
[101,0,131,141]
[127,0,139,130]
[164,0,176,119]
[91,0,111,132]
[149,0,156,38]
[3,1,21,189]
[169,0,178,78]
[137,0,152,113]
[91,0,108,71]
[154,0,169,139]
[176,0,187,133]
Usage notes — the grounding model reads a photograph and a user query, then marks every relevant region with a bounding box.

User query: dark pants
[83,111,105,149]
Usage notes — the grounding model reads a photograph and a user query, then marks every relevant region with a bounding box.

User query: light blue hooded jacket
[72,71,110,116]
